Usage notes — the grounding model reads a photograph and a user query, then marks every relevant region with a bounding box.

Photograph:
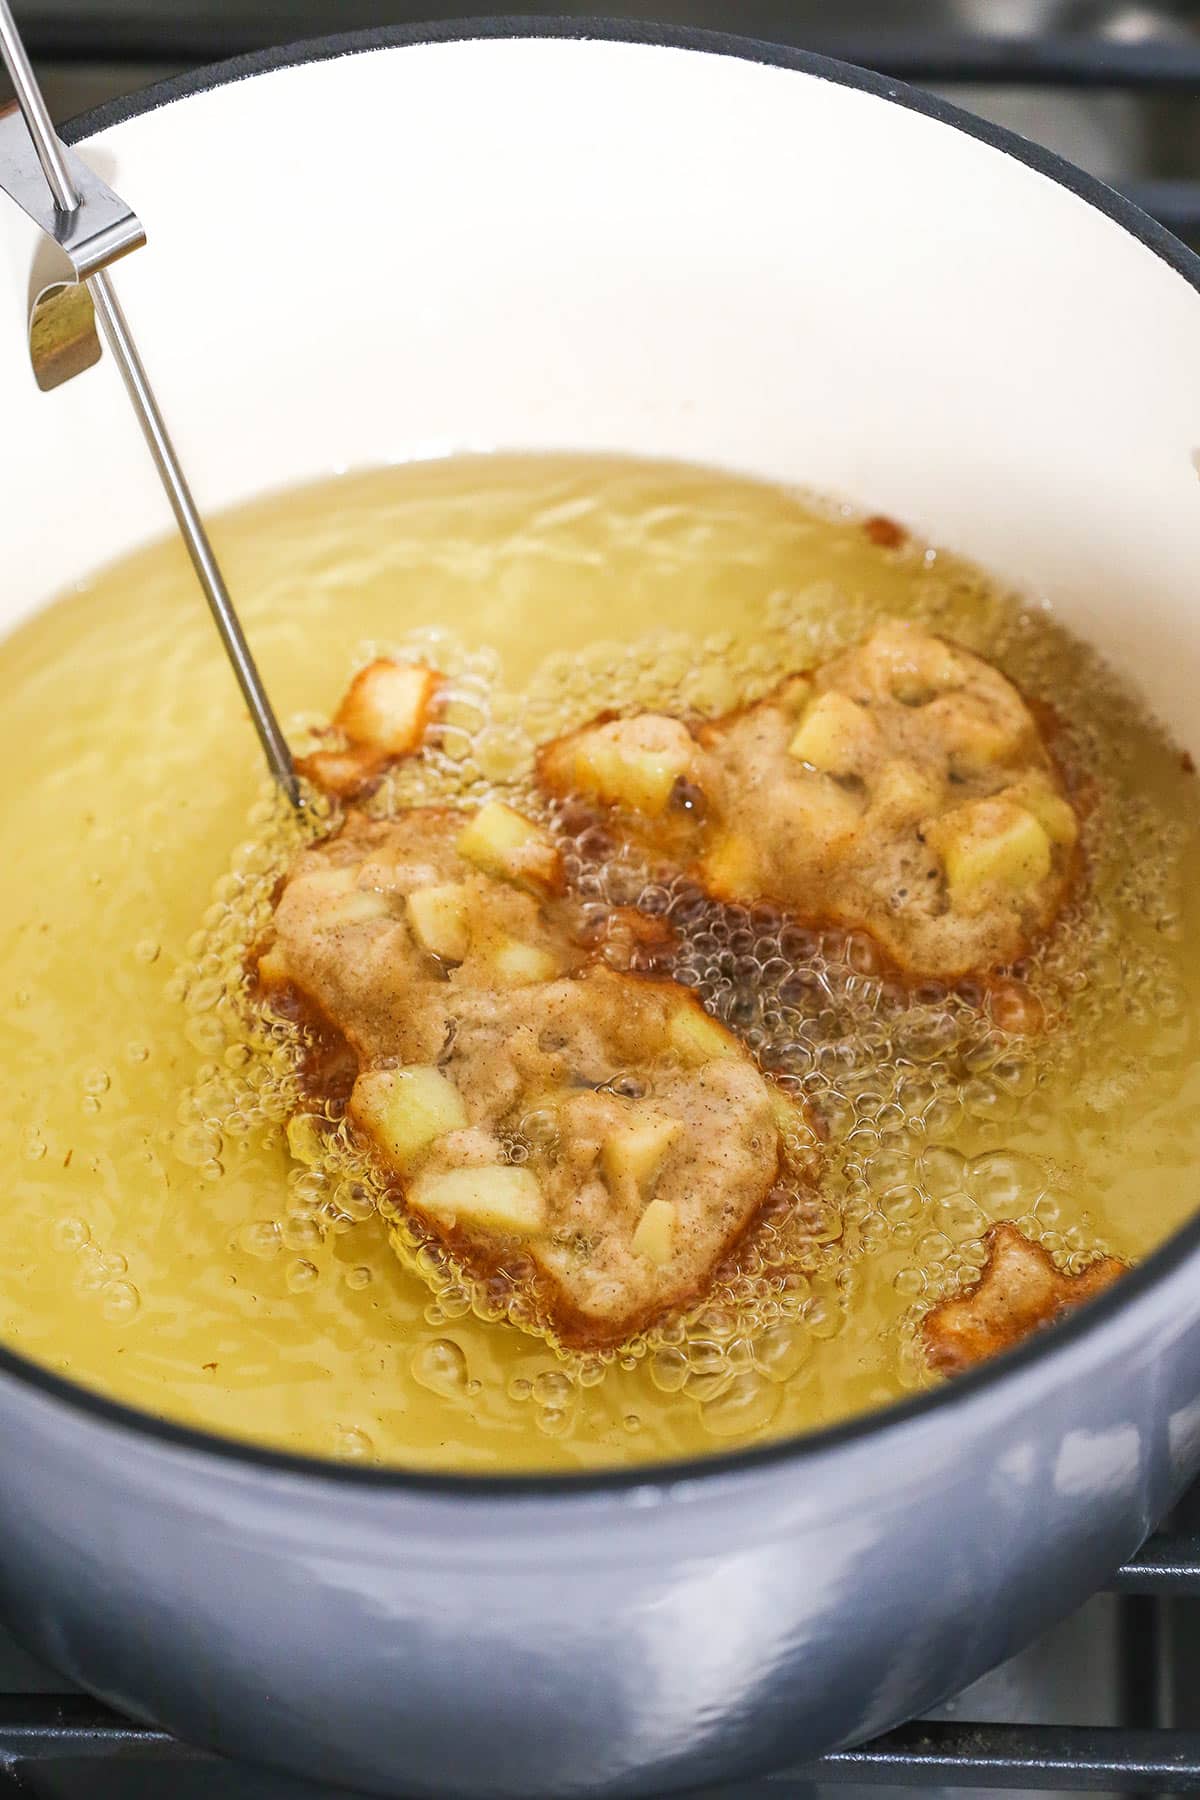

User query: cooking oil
[1,452,1198,1472]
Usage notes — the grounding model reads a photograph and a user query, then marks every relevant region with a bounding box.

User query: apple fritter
[923,1222,1127,1375]
[256,803,813,1349]
[537,620,1079,982]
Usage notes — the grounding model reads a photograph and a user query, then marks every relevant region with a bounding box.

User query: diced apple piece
[320,889,395,927]
[456,801,563,895]
[290,866,394,928]
[788,691,880,776]
[699,831,759,896]
[289,866,357,900]
[1001,778,1079,848]
[407,883,470,962]
[334,660,441,756]
[490,938,561,986]
[410,1164,546,1235]
[565,716,697,816]
[928,799,1052,917]
[668,1003,741,1067]
[632,1198,677,1266]
[870,758,941,825]
[350,1065,468,1173]
[601,1110,683,1192]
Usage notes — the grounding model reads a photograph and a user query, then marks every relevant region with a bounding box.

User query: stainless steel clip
[0,104,145,281]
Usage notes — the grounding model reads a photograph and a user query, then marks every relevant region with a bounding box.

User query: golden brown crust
[922,1222,1128,1376]
[428,1165,787,1353]
[254,807,815,1352]
[536,623,1081,985]
[392,974,793,1353]
[296,660,442,799]
[295,744,390,800]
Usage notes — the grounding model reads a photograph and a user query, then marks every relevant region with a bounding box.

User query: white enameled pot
[1,23,1200,1799]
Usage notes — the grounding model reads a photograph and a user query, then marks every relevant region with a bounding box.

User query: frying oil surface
[3,453,1199,1471]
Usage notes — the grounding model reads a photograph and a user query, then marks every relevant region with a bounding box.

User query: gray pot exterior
[0,1232,1195,1800]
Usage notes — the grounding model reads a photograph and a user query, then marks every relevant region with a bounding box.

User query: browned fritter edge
[295,662,445,801]
[253,939,809,1354]
[921,1220,1128,1377]
[536,641,1087,993]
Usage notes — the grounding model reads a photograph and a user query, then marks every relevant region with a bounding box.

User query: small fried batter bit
[257,801,815,1350]
[537,620,1080,982]
[922,1222,1127,1375]
[296,658,442,798]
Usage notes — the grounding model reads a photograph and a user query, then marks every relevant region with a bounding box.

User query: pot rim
[16,14,1198,1499]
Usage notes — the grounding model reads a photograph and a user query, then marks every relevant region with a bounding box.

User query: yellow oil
[3,452,1200,1473]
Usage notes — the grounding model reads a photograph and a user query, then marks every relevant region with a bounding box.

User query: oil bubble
[283,1215,322,1253]
[700,1374,782,1438]
[101,1280,140,1323]
[175,1124,222,1168]
[968,1150,1046,1215]
[935,1196,988,1243]
[803,1296,844,1341]
[918,1146,967,1199]
[649,1347,689,1393]
[411,1338,469,1398]
[335,1426,374,1460]
[532,1370,573,1407]
[238,1220,281,1259]
[754,1325,810,1384]
[75,1245,107,1292]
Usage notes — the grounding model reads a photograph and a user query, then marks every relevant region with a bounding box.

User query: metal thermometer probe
[0,0,302,809]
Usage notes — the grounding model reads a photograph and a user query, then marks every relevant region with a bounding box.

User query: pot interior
[1,30,1199,1472]
[0,35,1196,726]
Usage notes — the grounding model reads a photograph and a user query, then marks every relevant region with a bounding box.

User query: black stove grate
[3,11,1200,1794]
